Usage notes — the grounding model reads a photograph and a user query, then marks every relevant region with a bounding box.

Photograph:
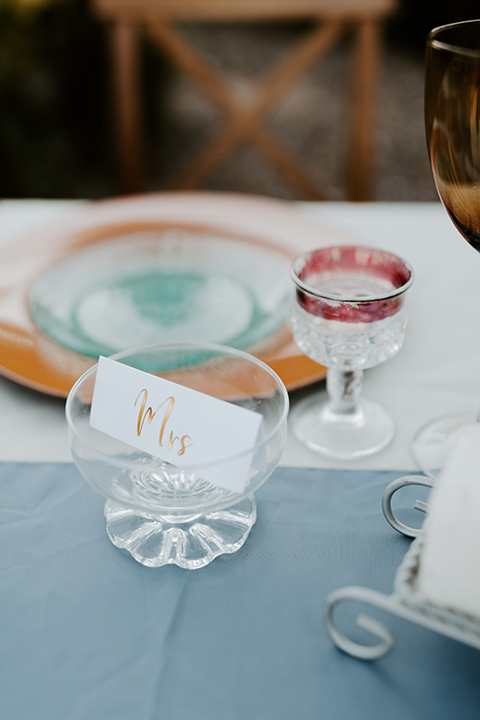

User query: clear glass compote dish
[412,20,480,477]
[290,245,414,459]
[65,342,289,569]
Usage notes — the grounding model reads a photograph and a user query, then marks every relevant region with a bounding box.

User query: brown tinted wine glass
[413,20,480,476]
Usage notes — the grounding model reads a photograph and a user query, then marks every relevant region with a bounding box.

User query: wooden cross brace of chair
[98,3,395,200]
[146,19,344,200]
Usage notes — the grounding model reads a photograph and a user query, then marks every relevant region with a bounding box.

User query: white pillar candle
[417,423,480,619]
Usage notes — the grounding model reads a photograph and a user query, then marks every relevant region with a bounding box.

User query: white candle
[417,423,480,619]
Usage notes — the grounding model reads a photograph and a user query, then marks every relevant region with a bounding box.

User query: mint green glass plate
[30,228,293,358]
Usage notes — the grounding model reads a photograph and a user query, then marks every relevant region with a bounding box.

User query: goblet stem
[326,367,363,417]
[291,365,395,459]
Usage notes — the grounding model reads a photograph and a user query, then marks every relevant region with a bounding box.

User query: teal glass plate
[29,228,293,359]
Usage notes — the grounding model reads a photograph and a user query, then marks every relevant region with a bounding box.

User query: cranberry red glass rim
[291,245,414,303]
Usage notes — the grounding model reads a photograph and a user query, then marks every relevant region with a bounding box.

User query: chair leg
[110,20,143,193]
[348,19,382,202]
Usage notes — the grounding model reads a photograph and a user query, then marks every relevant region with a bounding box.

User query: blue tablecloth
[1,463,479,720]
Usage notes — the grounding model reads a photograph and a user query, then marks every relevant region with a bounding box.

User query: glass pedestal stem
[326,366,363,418]
[291,364,394,459]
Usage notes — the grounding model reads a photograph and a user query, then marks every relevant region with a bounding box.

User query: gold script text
[134,388,193,456]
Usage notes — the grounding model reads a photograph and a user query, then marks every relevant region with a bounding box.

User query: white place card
[89,356,263,493]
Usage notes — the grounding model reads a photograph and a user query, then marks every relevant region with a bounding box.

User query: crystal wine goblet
[66,342,289,569]
[290,245,413,459]
[412,20,480,477]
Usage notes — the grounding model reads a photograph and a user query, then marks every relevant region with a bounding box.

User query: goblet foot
[412,411,478,479]
[104,496,256,569]
[291,393,394,459]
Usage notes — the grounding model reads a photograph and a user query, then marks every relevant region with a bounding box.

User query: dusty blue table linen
[0,463,479,720]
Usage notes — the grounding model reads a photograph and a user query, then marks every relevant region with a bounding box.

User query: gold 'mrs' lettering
[168,431,193,456]
[134,388,192,456]
[134,388,175,447]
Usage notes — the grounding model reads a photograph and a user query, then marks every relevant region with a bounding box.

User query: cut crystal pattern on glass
[290,245,413,459]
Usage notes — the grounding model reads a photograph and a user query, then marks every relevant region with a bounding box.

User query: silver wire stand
[324,475,480,660]
[381,474,432,538]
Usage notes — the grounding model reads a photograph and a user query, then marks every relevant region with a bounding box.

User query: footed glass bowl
[65,342,289,569]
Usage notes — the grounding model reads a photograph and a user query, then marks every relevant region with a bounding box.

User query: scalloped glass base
[104,496,257,569]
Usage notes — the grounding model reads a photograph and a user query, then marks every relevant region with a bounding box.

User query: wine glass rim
[428,19,480,58]
[65,340,290,473]
[291,246,414,302]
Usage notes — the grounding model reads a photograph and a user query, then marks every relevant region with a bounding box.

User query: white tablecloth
[0,199,474,471]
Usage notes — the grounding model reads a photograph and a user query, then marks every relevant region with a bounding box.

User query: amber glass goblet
[413,20,480,476]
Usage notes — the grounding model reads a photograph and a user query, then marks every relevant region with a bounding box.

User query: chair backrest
[91,0,400,200]
[94,0,397,21]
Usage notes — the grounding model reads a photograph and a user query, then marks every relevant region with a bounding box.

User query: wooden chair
[91,0,399,200]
